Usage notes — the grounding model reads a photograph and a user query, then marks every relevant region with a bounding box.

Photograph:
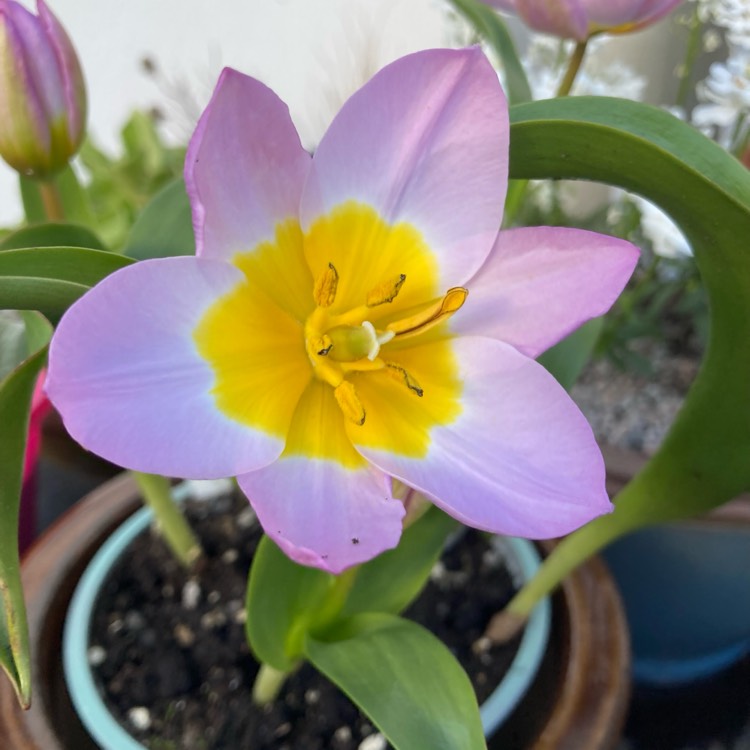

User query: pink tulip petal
[185,67,311,263]
[301,47,508,290]
[239,458,404,574]
[351,336,611,539]
[46,257,289,478]
[517,0,589,40]
[452,226,639,358]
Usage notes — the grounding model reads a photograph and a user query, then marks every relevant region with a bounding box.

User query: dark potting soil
[89,487,522,749]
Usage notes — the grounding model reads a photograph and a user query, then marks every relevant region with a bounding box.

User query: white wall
[0,0,452,225]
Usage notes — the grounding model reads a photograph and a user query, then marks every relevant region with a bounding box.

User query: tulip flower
[0,0,86,176]
[484,0,683,40]
[47,49,638,573]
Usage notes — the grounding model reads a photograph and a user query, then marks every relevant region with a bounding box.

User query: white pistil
[362,321,395,361]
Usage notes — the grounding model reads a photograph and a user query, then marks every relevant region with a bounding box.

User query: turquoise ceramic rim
[63,487,551,749]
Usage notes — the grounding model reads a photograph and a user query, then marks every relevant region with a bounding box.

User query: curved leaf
[0,312,51,707]
[124,178,194,260]
[306,613,485,750]
[505,97,750,612]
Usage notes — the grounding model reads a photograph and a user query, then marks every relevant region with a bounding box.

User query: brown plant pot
[0,473,630,750]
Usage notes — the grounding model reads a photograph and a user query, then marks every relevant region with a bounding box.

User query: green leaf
[0,246,133,321]
[0,312,52,707]
[0,222,105,251]
[448,0,532,106]
[19,166,95,227]
[245,536,333,671]
[537,317,603,391]
[306,613,485,750]
[124,178,195,260]
[343,507,458,617]
[504,97,750,612]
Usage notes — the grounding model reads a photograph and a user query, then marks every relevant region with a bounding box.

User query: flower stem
[132,471,203,567]
[38,179,65,222]
[556,40,588,97]
[675,5,702,110]
[252,663,290,706]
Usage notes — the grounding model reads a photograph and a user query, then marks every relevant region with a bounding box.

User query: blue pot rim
[64,484,551,749]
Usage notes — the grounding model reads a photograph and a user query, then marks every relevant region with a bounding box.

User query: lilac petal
[239,457,404,574]
[239,378,405,573]
[301,47,508,290]
[46,257,291,478]
[452,226,639,358]
[517,0,589,40]
[351,336,611,539]
[185,67,311,262]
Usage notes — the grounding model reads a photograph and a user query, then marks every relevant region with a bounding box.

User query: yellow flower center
[303,261,466,426]
[193,201,464,465]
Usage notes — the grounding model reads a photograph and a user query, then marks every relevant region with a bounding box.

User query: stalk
[675,6,703,110]
[556,40,588,97]
[132,471,203,567]
[38,179,65,221]
[252,663,291,705]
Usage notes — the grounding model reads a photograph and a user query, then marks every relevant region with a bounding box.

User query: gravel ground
[571,343,699,455]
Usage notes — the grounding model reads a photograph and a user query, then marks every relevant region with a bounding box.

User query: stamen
[313,263,339,308]
[334,381,366,425]
[385,362,424,397]
[366,274,406,306]
[386,287,467,339]
[311,334,333,356]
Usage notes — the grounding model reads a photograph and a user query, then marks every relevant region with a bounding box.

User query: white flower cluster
[689,0,750,149]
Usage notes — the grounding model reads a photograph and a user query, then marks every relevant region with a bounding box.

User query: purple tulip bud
[0,0,86,177]
[485,0,684,41]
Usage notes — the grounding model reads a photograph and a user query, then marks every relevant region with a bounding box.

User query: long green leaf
[306,614,485,750]
[448,0,532,105]
[0,223,105,252]
[245,536,333,671]
[124,178,195,260]
[0,247,133,321]
[504,97,750,614]
[0,313,51,707]
[538,317,603,391]
[343,507,458,617]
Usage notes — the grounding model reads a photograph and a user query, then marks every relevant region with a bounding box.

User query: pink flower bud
[0,0,86,176]
[485,0,684,41]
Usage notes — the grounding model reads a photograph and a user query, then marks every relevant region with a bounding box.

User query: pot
[602,445,750,686]
[0,473,630,749]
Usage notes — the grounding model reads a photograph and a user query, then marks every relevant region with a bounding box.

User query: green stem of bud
[556,40,589,98]
[38,179,65,222]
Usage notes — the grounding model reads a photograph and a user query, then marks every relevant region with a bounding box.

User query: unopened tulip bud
[484,0,684,41]
[0,0,86,177]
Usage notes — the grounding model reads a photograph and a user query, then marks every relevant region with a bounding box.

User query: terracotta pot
[0,474,630,749]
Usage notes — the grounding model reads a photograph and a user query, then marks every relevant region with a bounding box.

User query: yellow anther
[386,287,468,339]
[366,273,407,306]
[334,380,366,426]
[385,362,424,397]
[313,263,339,308]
